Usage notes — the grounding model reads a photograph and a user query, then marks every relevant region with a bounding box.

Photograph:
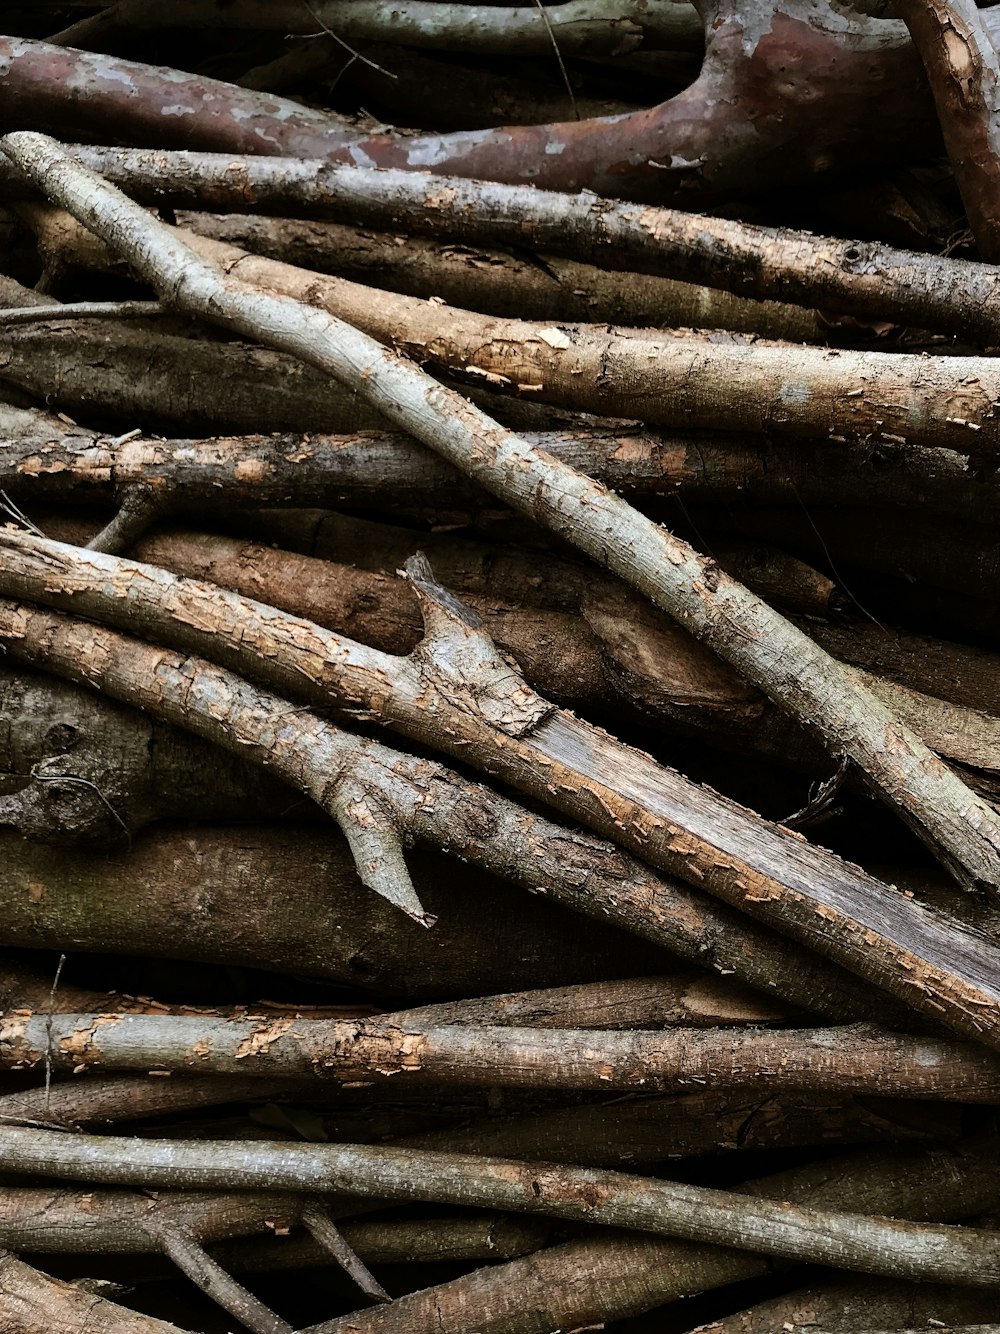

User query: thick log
[898,0,1000,262]
[38,212,1000,459]
[0,825,670,999]
[0,1251,189,1334]
[172,211,827,341]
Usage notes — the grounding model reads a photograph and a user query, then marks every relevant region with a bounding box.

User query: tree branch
[304,1138,1000,1333]
[0,535,995,1043]
[0,1129,999,1287]
[35,208,1000,460]
[7,133,1000,919]
[155,1223,295,1334]
[0,598,872,1019]
[4,1009,1000,1100]
[9,145,1000,344]
[896,0,1000,262]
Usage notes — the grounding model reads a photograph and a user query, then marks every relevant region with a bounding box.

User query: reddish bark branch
[897,0,1000,261]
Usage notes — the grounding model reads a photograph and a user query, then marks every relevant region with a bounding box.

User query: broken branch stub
[0,593,884,1021]
[0,535,995,1047]
[7,131,1000,904]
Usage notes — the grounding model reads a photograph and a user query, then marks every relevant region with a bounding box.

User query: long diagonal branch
[5,133,1000,905]
[0,594,873,1019]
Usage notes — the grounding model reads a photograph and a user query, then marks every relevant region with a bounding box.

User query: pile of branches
[2,1,1000,1330]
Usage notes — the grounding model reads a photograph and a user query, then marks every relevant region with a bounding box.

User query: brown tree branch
[0,1251,190,1334]
[5,1008,1000,1101]
[0,595,887,1020]
[14,145,1000,345]
[49,0,705,59]
[162,210,831,341]
[155,1223,295,1334]
[0,532,995,1042]
[20,3,941,202]
[305,1139,1000,1333]
[300,1201,390,1304]
[897,0,1000,262]
[36,209,1000,459]
[694,1273,1000,1334]
[8,135,1000,909]
[1,1128,999,1288]
[8,401,993,530]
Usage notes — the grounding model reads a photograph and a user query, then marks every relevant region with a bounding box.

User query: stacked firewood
[0,2,999,1331]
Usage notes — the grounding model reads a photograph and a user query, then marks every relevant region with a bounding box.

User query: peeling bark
[10,137,1000,912]
[170,211,828,341]
[6,3,942,202]
[10,403,990,538]
[4,1009,1000,1101]
[897,0,1000,262]
[1,533,995,1042]
[0,37,357,158]
[42,212,1000,459]
[20,146,1000,344]
[93,526,1000,786]
[0,595,887,1021]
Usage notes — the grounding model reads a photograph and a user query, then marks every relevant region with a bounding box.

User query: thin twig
[528,0,580,119]
[43,953,65,1114]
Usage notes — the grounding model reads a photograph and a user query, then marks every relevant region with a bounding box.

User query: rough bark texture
[4,3,942,201]
[18,144,1000,345]
[2,1130,1000,1288]
[0,1251,189,1334]
[1,531,995,1045]
[12,401,992,535]
[43,212,1000,459]
[696,1275,1000,1333]
[0,591,892,1021]
[171,211,828,341]
[10,137,1000,909]
[53,0,704,57]
[897,0,1000,262]
[4,1010,1000,1102]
